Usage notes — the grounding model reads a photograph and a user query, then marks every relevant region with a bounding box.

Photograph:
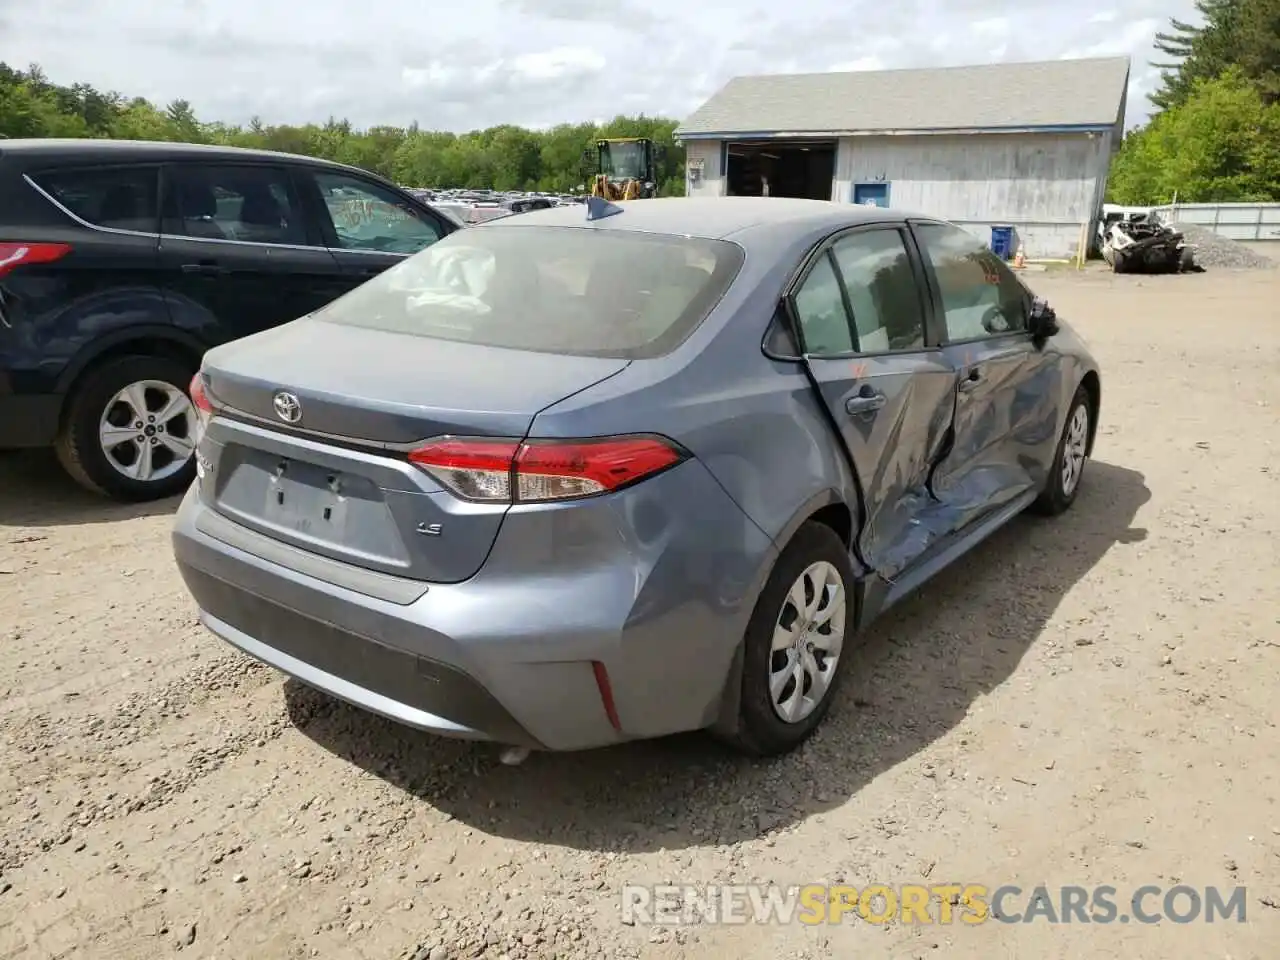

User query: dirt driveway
[2,266,1278,960]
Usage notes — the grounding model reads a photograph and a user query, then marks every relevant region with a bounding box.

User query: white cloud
[402,64,463,90]
[0,0,1202,131]
[1061,17,1163,59]
[970,16,1011,37]
[509,46,606,81]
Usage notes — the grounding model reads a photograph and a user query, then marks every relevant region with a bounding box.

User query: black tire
[1031,385,1091,516]
[55,354,198,502]
[722,522,855,756]
[1112,253,1128,274]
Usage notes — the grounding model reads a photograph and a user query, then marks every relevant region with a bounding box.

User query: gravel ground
[1241,241,1280,263]
[1,267,1279,960]
[1168,222,1277,270]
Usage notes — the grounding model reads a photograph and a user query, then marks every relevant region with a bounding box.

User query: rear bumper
[171,461,776,752]
[0,392,60,448]
[184,567,541,746]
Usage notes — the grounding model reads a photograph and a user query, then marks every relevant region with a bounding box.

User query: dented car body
[172,198,1100,756]
[1101,213,1197,274]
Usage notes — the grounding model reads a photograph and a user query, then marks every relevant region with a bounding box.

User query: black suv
[0,139,459,501]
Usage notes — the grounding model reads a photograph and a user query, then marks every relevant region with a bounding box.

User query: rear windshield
[311,225,745,359]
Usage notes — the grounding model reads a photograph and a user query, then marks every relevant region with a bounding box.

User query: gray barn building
[676,56,1130,258]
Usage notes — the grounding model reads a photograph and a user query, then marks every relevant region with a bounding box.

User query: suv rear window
[30,167,159,233]
[311,225,744,359]
[162,164,306,245]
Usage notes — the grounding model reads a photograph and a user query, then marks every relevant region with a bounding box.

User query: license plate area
[212,442,421,573]
[262,458,353,539]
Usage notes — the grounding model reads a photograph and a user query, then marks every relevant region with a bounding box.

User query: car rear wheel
[56,354,199,502]
[1031,386,1091,516]
[724,521,854,756]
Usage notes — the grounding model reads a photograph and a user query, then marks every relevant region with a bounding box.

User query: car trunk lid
[198,317,629,584]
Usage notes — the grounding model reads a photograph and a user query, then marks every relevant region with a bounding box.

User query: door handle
[845,392,886,415]
[958,369,982,393]
[181,261,227,276]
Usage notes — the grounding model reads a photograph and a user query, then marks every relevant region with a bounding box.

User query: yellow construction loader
[582,137,660,201]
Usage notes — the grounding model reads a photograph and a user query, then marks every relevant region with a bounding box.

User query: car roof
[482,196,925,241]
[0,138,376,177]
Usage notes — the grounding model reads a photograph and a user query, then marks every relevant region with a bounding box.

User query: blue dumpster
[990,225,1014,260]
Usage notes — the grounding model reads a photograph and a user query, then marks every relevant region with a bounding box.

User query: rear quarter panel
[0,160,210,395]
[1,249,206,397]
[524,254,862,734]
[529,224,863,560]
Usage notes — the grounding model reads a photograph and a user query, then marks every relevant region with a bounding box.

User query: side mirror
[1029,297,1059,342]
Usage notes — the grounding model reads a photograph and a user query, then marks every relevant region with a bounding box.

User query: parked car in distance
[172,197,1100,757]
[0,138,459,501]
[506,197,556,214]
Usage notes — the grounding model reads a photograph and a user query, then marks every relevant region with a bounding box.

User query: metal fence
[1149,202,1280,242]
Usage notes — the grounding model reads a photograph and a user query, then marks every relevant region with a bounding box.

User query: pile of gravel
[1166,222,1276,270]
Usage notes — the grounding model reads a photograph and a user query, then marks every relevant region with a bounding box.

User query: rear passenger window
[830,229,927,352]
[792,255,854,355]
[162,165,307,246]
[32,167,159,232]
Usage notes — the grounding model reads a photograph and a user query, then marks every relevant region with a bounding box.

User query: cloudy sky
[0,0,1198,132]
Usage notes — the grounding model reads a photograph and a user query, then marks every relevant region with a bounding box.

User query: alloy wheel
[98,379,196,483]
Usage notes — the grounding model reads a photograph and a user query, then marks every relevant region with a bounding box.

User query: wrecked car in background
[1101,212,1197,274]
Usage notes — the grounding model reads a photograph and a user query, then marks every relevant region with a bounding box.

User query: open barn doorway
[725,140,836,200]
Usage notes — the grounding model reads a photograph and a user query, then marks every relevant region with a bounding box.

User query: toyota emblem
[272,391,302,424]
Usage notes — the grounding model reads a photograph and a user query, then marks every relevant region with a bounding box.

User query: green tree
[1150,0,1280,109]
[0,60,687,196]
[1151,0,1243,110]
[164,98,201,141]
[110,98,174,141]
[1109,70,1280,203]
[538,122,597,191]
[1236,0,1280,102]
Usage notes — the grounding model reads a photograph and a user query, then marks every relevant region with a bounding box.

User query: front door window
[313,172,443,255]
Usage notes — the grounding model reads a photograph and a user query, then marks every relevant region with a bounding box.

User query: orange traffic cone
[1013,246,1026,269]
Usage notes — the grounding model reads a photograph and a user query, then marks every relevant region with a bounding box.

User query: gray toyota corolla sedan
[172,197,1100,756]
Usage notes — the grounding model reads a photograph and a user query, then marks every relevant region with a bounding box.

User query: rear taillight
[0,242,73,278]
[190,372,214,444]
[408,435,686,503]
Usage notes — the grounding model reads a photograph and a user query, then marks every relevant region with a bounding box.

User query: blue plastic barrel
[990,225,1014,260]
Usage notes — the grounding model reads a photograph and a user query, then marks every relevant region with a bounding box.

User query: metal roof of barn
[676,56,1130,139]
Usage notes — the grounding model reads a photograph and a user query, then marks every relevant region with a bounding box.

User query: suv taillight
[408,435,687,503]
[0,242,73,278]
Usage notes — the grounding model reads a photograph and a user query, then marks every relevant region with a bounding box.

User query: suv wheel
[723,522,854,756]
[56,355,198,502]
